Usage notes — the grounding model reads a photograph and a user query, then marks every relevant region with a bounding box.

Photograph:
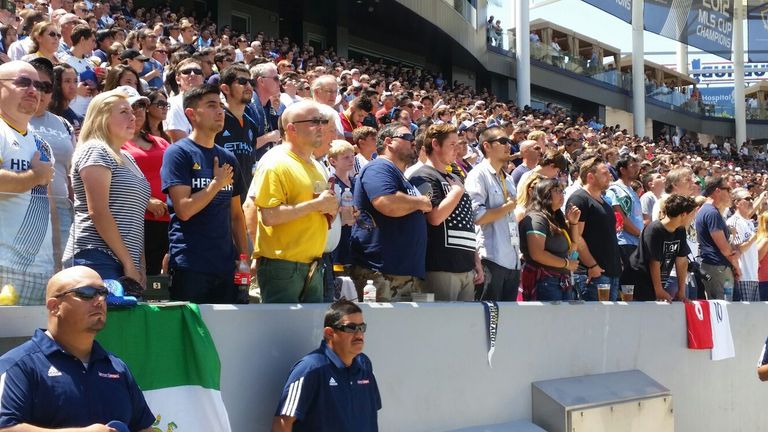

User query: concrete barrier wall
[3,302,768,431]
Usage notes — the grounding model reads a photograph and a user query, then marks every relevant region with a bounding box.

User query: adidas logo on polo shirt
[222,130,231,137]
[47,365,62,377]
[328,377,337,386]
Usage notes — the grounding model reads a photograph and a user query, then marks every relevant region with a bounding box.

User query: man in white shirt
[164,58,204,142]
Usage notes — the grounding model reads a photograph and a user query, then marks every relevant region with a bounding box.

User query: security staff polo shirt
[276,340,382,432]
[0,329,155,430]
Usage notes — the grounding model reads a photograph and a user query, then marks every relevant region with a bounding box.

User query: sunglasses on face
[393,133,415,142]
[332,322,367,333]
[293,118,330,126]
[0,76,50,92]
[179,68,203,76]
[151,100,169,108]
[47,31,62,38]
[234,76,256,87]
[490,137,512,145]
[53,285,110,300]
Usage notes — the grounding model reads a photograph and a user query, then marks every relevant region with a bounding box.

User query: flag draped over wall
[97,304,231,432]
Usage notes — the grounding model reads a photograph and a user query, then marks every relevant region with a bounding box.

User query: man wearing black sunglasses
[0,266,155,431]
[274,299,381,432]
[0,60,56,305]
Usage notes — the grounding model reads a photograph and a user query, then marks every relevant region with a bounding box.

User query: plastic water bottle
[363,280,377,303]
[234,254,251,304]
[340,189,354,225]
[723,278,734,302]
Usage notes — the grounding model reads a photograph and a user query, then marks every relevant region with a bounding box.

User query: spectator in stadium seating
[64,88,149,284]
[92,28,114,63]
[8,10,44,61]
[137,28,163,89]
[120,86,170,276]
[246,100,338,303]
[465,126,520,301]
[0,61,55,305]
[56,13,79,55]
[279,72,302,110]
[161,84,247,304]
[566,156,622,301]
[754,212,768,301]
[510,139,540,187]
[329,140,356,267]
[273,299,380,432]
[629,194,698,301]
[640,172,664,226]
[340,95,372,144]
[57,24,95,118]
[696,176,740,300]
[352,125,377,176]
[727,188,759,301]
[28,58,74,265]
[214,64,260,202]
[250,61,281,161]
[349,123,431,301]
[311,74,343,134]
[23,21,61,65]
[50,63,82,132]
[102,63,141,93]
[408,123,483,301]
[520,178,581,301]
[164,58,203,142]
[0,266,156,431]
[144,89,171,142]
[652,166,696,220]
[606,155,643,285]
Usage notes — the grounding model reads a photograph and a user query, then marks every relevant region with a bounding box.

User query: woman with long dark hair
[103,64,141,92]
[50,63,83,133]
[519,178,582,301]
[143,89,171,142]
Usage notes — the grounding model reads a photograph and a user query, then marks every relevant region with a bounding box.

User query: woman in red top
[756,212,768,300]
[121,87,171,276]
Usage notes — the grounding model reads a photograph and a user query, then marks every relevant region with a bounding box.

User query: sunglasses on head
[0,76,51,93]
[54,285,110,300]
[393,133,415,142]
[179,68,203,76]
[234,76,256,87]
[293,118,330,126]
[332,322,367,333]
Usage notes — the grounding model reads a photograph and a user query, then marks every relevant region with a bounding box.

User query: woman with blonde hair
[756,212,768,300]
[22,21,60,64]
[63,89,150,284]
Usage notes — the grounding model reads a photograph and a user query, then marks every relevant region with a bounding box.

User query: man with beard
[0,61,56,305]
[246,100,339,303]
[566,156,622,301]
[349,123,432,302]
[273,299,381,432]
[0,266,155,431]
[215,65,260,203]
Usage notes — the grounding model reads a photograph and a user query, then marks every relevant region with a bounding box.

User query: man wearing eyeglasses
[273,299,381,432]
[249,62,281,162]
[0,61,56,305]
[0,266,155,431]
[164,58,204,143]
[696,176,741,299]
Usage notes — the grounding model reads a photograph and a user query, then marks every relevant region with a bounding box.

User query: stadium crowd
[2,0,768,306]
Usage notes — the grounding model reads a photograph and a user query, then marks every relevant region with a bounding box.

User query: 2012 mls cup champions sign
[644,0,734,59]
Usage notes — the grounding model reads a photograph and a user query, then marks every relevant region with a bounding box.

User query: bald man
[510,139,541,188]
[0,267,155,432]
[0,61,57,305]
[245,100,339,303]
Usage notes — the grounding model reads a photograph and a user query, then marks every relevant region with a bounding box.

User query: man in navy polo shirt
[161,84,249,304]
[349,123,432,301]
[273,300,381,432]
[0,266,155,431]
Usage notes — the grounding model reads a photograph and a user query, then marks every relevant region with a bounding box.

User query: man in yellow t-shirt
[246,100,339,303]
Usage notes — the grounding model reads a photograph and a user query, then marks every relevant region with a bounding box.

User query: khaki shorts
[349,265,423,302]
[424,271,475,301]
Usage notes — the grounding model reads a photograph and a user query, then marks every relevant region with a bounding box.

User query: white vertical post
[515,0,531,106]
[676,42,688,74]
[733,2,746,150]
[631,0,645,137]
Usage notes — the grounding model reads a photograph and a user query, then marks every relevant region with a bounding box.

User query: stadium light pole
[733,1,746,150]
[515,0,531,106]
[631,0,645,137]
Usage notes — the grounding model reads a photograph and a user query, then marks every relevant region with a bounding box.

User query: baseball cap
[119,49,149,61]
[458,120,477,133]
[114,86,149,106]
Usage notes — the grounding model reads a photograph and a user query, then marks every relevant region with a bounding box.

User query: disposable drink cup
[620,285,634,302]
[597,283,611,301]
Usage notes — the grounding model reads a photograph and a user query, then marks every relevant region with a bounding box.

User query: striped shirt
[64,140,150,271]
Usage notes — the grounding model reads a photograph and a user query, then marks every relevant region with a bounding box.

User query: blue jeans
[575,274,619,301]
[760,281,768,301]
[536,275,573,301]
[73,248,123,280]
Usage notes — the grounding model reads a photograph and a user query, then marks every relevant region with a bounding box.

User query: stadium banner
[644,0,734,60]
[97,304,232,432]
[482,300,499,367]
[581,0,632,23]
[748,1,768,62]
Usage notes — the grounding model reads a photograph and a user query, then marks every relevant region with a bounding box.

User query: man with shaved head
[0,267,155,431]
[0,61,56,306]
[510,139,541,188]
[245,100,339,303]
